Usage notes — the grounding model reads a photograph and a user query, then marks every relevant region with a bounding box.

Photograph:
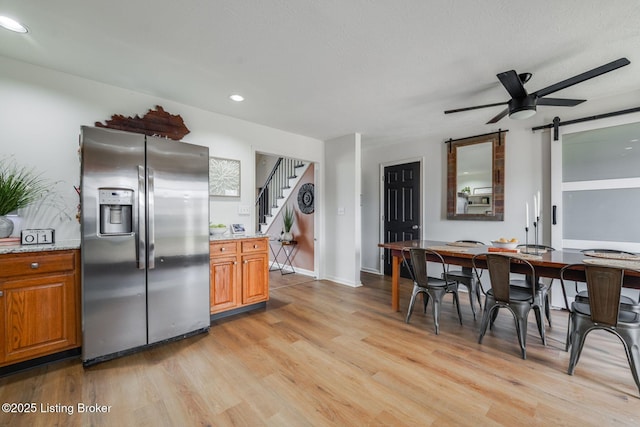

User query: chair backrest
[585,265,624,326]
[457,240,485,245]
[407,248,447,288]
[517,244,555,251]
[473,253,536,303]
[560,263,587,310]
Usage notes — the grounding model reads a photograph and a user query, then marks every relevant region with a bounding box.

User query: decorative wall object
[95,105,190,140]
[209,157,241,197]
[297,183,315,214]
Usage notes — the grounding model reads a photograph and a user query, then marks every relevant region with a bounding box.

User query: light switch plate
[21,228,55,245]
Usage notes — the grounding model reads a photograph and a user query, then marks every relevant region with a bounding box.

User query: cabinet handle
[31,262,39,269]
[0,290,3,297]
[254,244,258,248]
[220,247,226,251]
[244,260,248,264]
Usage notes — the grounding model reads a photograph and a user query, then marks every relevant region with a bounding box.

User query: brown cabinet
[0,250,80,367]
[210,237,269,315]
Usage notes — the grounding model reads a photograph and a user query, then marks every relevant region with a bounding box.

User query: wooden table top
[379,239,640,288]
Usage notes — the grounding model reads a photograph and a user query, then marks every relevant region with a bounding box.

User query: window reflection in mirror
[447,132,505,221]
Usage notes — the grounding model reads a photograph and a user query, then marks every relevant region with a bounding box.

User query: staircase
[256,157,309,234]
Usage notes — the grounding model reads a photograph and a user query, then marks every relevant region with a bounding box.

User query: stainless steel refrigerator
[80,126,210,365]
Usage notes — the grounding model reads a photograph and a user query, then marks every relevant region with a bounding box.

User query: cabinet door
[210,255,240,314]
[241,252,269,304]
[1,272,78,365]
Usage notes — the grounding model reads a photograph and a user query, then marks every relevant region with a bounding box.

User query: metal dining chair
[564,264,640,395]
[441,240,485,320]
[514,244,555,328]
[403,247,462,335]
[575,249,640,310]
[473,253,546,359]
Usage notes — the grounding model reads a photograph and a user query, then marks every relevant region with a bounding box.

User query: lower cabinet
[210,237,269,315]
[0,249,80,367]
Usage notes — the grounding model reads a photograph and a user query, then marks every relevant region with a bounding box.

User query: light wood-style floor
[1,272,639,426]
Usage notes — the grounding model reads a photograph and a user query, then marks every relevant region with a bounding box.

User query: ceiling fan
[444,57,630,124]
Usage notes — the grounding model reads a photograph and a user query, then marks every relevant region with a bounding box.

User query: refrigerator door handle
[148,167,156,269]
[137,165,146,269]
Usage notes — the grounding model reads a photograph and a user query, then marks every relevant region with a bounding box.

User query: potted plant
[281,205,295,242]
[0,158,48,238]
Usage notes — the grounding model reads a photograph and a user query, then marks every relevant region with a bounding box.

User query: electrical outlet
[238,205,251,215]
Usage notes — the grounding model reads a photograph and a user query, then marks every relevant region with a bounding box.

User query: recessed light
[0,16,28,33]
[229,94,244,102]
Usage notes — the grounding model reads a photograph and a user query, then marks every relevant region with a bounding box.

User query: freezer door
[80,126,148,361]
[146,136,211,343]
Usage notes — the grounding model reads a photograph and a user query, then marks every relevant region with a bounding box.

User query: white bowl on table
[491,240,518,250]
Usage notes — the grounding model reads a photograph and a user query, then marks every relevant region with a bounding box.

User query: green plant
[283,205,295,232]
[0,158,49,216]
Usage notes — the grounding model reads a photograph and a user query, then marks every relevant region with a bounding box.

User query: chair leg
[405,284,420,324]
[453,290,463,325]
[619,327,640,395]
[568,314,589,375]
[565,311,572,352]
[545,293,552,328]
[533,305,547,346]
[478,298,496,344]
[429,288,447,335]
[467,283,477,320]
[511,305,531,360]
[489,307,499,330]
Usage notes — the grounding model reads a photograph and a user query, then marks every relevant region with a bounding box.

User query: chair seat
[487,286,533,303]
[425,277,456,288]
[572,302,640,325]
[575,290,638,308]
[510,278,550,292]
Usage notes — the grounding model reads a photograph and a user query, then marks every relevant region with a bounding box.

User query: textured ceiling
[1,0,639,147]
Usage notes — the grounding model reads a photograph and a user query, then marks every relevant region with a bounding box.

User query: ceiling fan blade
[497,70,528,99]
[534,57,630,98]
[537,97,586,107]
[444,101,508,114]
[486,108,509,124]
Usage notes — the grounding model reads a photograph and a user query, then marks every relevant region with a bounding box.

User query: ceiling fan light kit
[444,58,630,124]
[508,97,536,120]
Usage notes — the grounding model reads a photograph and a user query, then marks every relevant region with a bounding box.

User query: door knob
[412,225,420,230]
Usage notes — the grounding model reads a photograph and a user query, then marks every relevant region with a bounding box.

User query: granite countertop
[209,233,268,241]
[0,239,81,255]
[0,234,268,254]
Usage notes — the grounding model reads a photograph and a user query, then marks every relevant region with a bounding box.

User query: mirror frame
[446,132,505,221]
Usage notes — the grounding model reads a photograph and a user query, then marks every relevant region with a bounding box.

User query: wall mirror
[446,131,505,221]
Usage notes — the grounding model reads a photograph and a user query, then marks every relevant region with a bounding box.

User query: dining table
[378,240,640,311]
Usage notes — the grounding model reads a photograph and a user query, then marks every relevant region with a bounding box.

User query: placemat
[583,251,640,261]
[583,258,640,270]
[446,241,482,248]
[512,253,543,260]
[427,245,469,253]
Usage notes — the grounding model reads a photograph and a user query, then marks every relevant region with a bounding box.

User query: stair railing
[255,157,300,232]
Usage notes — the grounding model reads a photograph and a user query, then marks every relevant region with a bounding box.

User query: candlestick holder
[524,226,529,254]
[533,216,541,255]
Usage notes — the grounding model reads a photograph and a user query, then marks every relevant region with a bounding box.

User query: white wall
[324,133,362,286]
[361,89,640,273]
[0,55,324,246]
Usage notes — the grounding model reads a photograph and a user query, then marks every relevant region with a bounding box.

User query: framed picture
[231,224,245,235]
[209,157,240,197]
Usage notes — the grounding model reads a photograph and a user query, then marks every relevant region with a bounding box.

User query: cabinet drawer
[0,251,76,279]
[210,241,238,256]
[241,239,268,253]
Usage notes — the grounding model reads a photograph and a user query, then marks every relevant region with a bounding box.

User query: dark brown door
[383,161,421,276]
